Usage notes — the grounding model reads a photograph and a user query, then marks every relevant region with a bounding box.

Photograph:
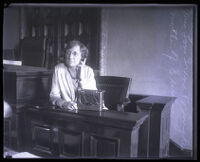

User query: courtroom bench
[3,64,176,159]
[3,64,53,151]
[23,105,148,158]
[124,93,176,158]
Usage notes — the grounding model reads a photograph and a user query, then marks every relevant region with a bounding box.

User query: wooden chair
[95,76,132,111]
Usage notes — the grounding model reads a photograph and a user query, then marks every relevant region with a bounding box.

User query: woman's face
[65,45,82,67]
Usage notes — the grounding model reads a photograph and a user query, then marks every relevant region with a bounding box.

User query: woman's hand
[77,59,87,81]
[62,101,77,110]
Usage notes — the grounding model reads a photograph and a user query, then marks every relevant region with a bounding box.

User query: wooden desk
[3,64,52,151]
[24,106,148,158]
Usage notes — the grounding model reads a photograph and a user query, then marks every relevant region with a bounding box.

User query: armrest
[136,95,176,112]
[120,97,131,106]
[117,98,131,112]
[122,94,149,113]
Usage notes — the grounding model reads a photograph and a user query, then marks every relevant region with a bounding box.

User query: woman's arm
[49,66,77,110]
[79,66,97,90]
[49,67,65,106]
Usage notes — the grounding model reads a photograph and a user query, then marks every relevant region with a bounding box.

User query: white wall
[100,6,194,150]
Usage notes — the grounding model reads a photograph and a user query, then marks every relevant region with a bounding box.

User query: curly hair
[63,40,89,60]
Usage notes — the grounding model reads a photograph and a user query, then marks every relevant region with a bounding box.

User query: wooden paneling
[89,135,120,157]
[59,129,84,157]
[3,65,53,151]
[20,7,101,70]
[31,121,54,156]
[25,106,148,158]
[3,65,52,109]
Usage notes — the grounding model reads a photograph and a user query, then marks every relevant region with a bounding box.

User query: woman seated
[49,40,107,110]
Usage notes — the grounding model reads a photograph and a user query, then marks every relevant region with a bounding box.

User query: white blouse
[49,63,97,107]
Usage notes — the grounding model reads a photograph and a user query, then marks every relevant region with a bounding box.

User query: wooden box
[77,89,105,111]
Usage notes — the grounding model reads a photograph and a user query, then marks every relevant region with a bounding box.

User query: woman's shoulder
[54,63,67,70]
